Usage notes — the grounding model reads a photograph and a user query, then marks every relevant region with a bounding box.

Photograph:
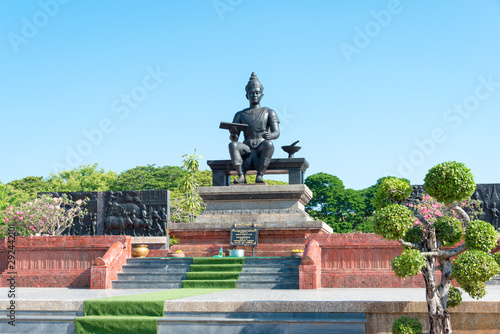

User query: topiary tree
[374,161,500,334]
[392,316,423,334]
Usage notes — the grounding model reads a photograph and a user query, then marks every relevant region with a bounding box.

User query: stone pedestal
[196,184,315,224]
[168,185,332,257]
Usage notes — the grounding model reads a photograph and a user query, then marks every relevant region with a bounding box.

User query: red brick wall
[168,227,318,257]
[306,233,427,288]
[0,236,130,288]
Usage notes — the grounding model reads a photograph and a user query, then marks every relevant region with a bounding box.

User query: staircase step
[112,281,183,289]
[238,273,298,281]
[113,257,301,290]
[121,264,191,273]
[243,257,301,265]
[241,265,299,274]
[117,272,186,281]
[125,258,193,266]
[237,281,300,289]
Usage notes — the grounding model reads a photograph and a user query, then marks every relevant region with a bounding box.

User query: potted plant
[170,250,185,258]
[291,249,304,258]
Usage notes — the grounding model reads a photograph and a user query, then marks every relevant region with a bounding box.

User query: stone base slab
[2,298,499,334]
[196,185,314,224]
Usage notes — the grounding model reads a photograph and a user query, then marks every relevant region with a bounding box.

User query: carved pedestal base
[196,184,316,224]
[169,185,332,257]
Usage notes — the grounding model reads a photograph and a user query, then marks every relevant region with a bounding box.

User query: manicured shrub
[374,204,415,241]
[391,316,422,334]
[435,216,463,247]
[403,226,424,244]
[447,286,462,308]
[464,220,498,252]
[453,250,500,299]
[424,161,475,203]
[391,248,426,279]
[373,177,412,211]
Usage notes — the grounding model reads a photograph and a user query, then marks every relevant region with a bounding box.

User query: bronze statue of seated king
[224,72,280,184]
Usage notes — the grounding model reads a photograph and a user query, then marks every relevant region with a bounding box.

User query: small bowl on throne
[281,145,301,159]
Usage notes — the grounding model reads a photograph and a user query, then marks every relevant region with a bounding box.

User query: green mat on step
[182,279,237,289]
[182,257,245,289]
[185,271,240,280]
[83,289,228,316]
[75,289,230,334]
[75,316,157,334]
[190,264,243,272]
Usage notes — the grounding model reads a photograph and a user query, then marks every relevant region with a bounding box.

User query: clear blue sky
[1,0,500,190]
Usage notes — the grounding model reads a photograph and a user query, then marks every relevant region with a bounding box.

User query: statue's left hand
[263,131,271,140]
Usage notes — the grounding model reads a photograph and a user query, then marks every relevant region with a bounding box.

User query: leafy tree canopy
[111,164,187,191]
[46,163,117,192]
[4,176,50,207]
[305,172,367,232]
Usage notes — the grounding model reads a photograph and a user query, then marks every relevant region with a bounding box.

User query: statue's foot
[234,175,247,184]
[256,175,265,183]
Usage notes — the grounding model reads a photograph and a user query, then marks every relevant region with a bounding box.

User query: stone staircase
[112,257,301,289]
[112,257,193,289]
[237,257,301,289]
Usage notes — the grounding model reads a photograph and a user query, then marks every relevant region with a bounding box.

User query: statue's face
[246,87,263,104]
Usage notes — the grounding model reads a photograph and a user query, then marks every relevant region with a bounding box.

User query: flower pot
[170,252,185,258]
[131,244,149,258]
[292,252,303,258]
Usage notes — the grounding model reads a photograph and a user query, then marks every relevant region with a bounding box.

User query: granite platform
[196,184,317,224]
[1,287,500,333]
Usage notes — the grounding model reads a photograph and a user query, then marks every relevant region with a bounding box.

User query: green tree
[46,163,117,192]
[231,174,288,185]
[0,182,7,211]
[305,173,366,232]
[112,165,188,191]
[176,150,206,223]
[374,161,499,334]
[5,176,50,205]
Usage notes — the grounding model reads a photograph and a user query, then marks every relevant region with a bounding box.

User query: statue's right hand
[230,125,239,135]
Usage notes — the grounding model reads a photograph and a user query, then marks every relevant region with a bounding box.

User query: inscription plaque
[230,226,259,246]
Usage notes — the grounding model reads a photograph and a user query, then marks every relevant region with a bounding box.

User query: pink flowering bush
[2,194,87,236]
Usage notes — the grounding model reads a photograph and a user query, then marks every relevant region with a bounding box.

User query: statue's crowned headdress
[245,72,263,93]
